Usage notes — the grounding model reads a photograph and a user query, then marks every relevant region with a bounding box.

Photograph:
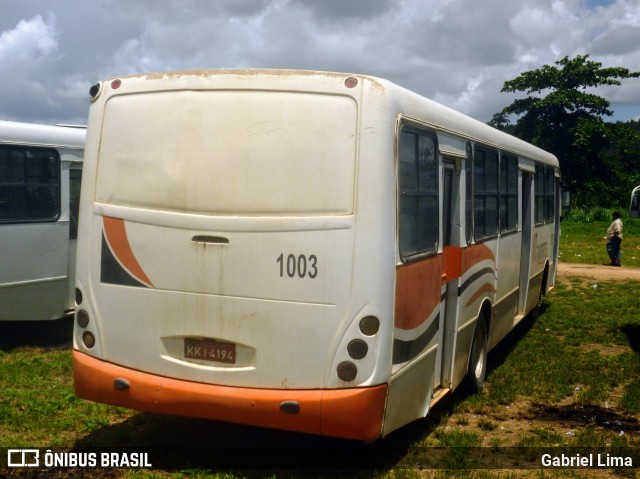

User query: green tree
[490,55,639,206]
[600,120,640,205]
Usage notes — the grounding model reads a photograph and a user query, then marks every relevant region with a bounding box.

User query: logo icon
[7,449,39,467]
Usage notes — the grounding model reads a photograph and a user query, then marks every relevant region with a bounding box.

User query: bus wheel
[464,316,487,394]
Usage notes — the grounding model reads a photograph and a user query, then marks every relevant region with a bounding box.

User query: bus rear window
[96,91,357,216]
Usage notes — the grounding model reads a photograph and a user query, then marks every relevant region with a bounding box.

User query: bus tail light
[332,313,382,385]
[359,316,380,335]
[347,339,368,360]
[76,309,90,328]
[337,361,357,382]
[75,302,100,352]
[82,331,96,349]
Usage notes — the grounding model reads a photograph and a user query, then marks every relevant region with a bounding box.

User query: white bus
[73,70,560,441]
[630,185,640,218]
[1,121,85,321]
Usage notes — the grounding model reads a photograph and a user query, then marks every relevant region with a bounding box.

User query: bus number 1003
[277,254,318,279]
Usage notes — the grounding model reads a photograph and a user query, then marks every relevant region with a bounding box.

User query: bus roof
[0,120,86,149]
[368,75,560,169]
[98,68,559,168]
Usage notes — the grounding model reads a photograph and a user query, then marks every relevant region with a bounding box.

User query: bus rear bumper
[73,350,388,441]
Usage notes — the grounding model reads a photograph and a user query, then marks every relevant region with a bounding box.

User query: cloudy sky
[1,0,639,126]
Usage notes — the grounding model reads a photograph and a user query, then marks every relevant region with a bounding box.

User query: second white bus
[1,121,85,321]
[73,70,559,441]
[630,185,640,218]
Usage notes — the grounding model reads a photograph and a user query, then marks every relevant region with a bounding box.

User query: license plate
[184,338,236,364]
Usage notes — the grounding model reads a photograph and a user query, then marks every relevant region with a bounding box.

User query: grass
[468,281,640,408]
[1,218,639,477]
[0,319,130,448]
[559,215,640,268]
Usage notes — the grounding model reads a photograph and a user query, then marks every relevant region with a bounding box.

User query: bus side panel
[489,232,521,350]
[0,222,68,320]
[383,255,442,435]
[450,241,497,389]
[383,347,436,436]
[525,225,554,313]
[0,147,82,321]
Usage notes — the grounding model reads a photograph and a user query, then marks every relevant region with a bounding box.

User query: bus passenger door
[437,160,461,389]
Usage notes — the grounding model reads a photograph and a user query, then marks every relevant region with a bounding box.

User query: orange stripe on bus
[394,255,442,330]
[465,282,496,307]
[461,243,495,271]
[73,350,387,441]
[103,216,154,287]
[394,244,495,332]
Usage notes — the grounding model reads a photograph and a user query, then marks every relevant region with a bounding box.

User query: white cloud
[0,14,64,122]
[0,14,58,66]
[510,7,556,48]
[0,0,639,124]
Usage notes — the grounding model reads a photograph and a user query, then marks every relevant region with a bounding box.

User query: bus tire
[463,315,488,394]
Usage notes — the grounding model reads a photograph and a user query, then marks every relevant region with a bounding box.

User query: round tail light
[337,361,357,382]
[347,339,368,360]
[359,316,380,336]
[76,309,90,328]
[82,331,96,349]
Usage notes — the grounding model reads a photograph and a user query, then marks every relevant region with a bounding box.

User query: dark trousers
[606,237,622,263]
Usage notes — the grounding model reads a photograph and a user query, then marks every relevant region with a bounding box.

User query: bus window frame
[534,165,545,226]
[397,122,439,263]
[0,144,61,225]
[534,164,556,227]
[545,167,555,223]
[465,142,473,245]
[499,153,519,236]
[473,146,499,242]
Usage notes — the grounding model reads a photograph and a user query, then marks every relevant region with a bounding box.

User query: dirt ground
[557,262,640,282]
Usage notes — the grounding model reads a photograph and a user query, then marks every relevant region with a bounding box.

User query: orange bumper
[73,350,388,441]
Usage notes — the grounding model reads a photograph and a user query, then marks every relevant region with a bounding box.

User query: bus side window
[398,128,438,260]
[0,146,61,223]
[545,167,555,222]
[534,165,545,225]
[499,155,518,234]
[474,148,499,240]
[534,165,555,225]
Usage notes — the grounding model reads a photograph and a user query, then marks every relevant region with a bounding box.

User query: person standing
[606,212,623,266]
